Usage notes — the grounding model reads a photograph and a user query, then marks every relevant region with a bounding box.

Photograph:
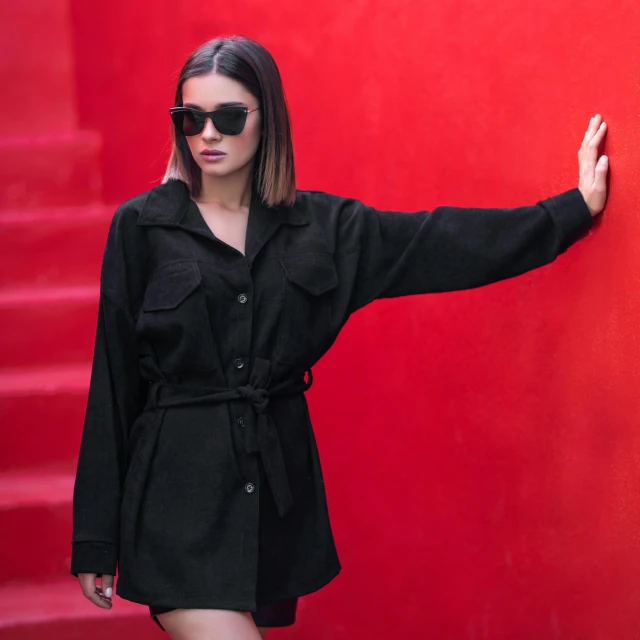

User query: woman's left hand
[578,113,609,218]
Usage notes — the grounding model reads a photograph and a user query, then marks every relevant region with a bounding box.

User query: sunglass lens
[183,111,202,136]
[214,108,247,135]
[170,110,202,136]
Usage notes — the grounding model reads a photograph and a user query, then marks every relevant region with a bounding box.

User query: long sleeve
[70,210,148,578]
[335,187,594,314]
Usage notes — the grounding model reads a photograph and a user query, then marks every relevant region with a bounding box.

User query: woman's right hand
[78,572,114,609]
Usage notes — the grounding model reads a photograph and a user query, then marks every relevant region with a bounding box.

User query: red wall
[65,0,640,637]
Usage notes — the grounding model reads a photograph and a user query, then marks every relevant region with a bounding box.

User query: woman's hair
[162,35,296,207]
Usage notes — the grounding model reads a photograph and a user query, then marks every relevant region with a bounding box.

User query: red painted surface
[1,0,638,637]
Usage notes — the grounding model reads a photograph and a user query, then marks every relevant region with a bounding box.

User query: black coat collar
[137,178,310,263]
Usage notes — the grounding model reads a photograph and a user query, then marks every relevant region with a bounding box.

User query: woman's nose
[202,117,220,138]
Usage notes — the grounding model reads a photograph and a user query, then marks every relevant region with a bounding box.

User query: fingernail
[105,587,113,597]
[602,156,608,164]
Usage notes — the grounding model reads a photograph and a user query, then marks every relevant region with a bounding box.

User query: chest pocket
[138,261,218,374]
[275,252,339,365]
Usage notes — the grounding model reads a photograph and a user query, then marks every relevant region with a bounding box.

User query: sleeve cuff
[537,187,594,251]
[70,541,118,578]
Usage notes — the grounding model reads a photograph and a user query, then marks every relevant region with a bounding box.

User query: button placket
[228,270,255,495]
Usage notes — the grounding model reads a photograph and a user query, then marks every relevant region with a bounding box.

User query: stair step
[0,468,74,508]
[0,363,89,397]
[0,576,156,638]
[0,286,99,368]
[0,469,75,584]
[0,131,103,208]
[0,364,89,473]
[0,205,112,289]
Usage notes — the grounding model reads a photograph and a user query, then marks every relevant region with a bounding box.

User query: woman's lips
[201,151,227,161]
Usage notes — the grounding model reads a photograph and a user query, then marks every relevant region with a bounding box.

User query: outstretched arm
[334,114,607,314]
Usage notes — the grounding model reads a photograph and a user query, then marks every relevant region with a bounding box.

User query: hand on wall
[578,113,609,217]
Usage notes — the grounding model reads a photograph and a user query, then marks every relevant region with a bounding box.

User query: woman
[70,35,608,639]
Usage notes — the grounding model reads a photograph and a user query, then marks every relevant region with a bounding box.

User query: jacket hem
[116,580,258,611]
[257,560,342,604]
[115,560,342,611]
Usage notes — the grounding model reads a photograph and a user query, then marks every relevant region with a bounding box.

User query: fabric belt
[143,357,313,518]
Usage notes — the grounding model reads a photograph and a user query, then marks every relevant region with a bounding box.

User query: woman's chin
[199,163,231,176]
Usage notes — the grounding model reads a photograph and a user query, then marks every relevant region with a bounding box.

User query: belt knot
[238,384,269,413]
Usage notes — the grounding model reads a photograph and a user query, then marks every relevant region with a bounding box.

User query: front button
[238,293,248,304]
[245,482,255,493]
[234,358,244,369]
[238,416,244,427]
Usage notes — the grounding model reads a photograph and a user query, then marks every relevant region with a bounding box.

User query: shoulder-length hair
[162,35,296,207]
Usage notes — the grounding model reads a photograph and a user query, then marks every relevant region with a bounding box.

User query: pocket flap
[142,262,202,311]
[278,253,339,296]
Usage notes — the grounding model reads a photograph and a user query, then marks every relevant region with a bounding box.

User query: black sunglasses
[169,106,260,136]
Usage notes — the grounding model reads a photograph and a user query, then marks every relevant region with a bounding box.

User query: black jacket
[70,178,593,610]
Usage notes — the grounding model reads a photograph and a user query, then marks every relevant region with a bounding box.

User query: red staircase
[0,1,161,636]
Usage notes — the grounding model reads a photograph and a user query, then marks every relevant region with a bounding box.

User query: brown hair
[162,35,296,206]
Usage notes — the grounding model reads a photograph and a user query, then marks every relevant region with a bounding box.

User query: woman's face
[180,72,262,180]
